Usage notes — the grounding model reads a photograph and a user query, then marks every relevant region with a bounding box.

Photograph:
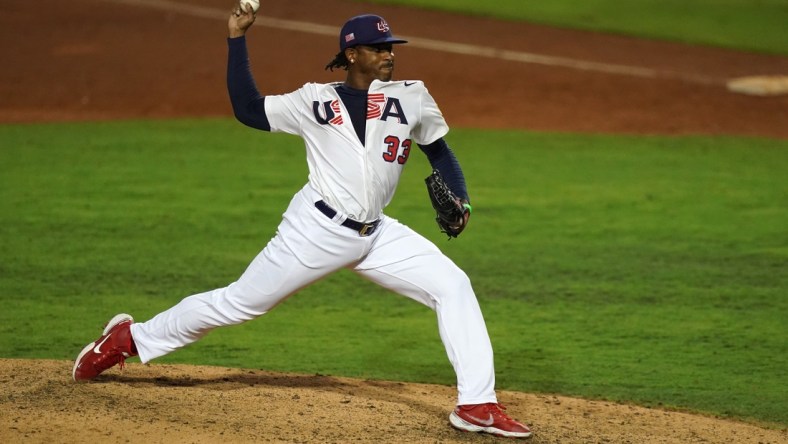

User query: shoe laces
[101,344,121,360]
[117,353,127,370]
[92,343,129,372]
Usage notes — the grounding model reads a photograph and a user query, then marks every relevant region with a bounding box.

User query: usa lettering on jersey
[313,94,408,126]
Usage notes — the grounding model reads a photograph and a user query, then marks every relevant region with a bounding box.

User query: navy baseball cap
[339,14,408,51]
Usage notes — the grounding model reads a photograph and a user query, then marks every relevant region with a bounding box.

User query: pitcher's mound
[1,359,785,443]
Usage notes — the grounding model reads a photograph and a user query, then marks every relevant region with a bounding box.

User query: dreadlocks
[325,51,350,72]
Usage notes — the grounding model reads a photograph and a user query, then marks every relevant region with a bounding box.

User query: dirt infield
[2,0,788,442]
[2,0,787,137]
[2,359,786,443]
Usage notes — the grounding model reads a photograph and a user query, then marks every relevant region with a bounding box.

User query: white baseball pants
[130,184,497,405]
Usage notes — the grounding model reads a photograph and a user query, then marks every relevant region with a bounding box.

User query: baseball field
[1,0,787,443]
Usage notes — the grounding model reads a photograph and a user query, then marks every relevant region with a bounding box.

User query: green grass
[360,0,788,56]
[1,120,787,426]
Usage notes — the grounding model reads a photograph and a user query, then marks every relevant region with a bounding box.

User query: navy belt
[315,200,380,236]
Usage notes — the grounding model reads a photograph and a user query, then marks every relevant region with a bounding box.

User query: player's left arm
[412,84,471,231]
[418,139,469,202]
[419,138,472,229]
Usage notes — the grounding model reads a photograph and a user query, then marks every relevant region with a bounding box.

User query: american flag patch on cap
[345,33,355,43]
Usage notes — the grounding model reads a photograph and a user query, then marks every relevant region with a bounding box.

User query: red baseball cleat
[449,403,533,439]
[72,314,138,381]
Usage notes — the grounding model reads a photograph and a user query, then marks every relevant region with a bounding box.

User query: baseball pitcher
[73,2,531,439]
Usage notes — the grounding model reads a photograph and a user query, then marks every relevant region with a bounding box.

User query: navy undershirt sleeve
[227,36,271,131]
[418,138,470,202]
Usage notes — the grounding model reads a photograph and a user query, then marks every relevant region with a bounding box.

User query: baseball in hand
[240,0,259,13]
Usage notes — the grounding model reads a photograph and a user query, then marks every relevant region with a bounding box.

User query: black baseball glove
[424,169,470,238]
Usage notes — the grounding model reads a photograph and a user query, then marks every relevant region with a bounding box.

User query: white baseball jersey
[264,80,449,222]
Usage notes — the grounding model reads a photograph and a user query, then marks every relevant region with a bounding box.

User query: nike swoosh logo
[468,413,495,426]
[404,81,416,86]
[93,333,112,354]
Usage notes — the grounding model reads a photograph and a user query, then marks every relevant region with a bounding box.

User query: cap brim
[365,36,408,45]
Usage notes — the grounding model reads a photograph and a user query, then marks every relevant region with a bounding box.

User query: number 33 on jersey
[264,79,449,222]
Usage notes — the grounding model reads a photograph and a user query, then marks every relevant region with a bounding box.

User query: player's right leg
[73,185,364,380]
[128,228,334,364]
[72,228,326,381]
